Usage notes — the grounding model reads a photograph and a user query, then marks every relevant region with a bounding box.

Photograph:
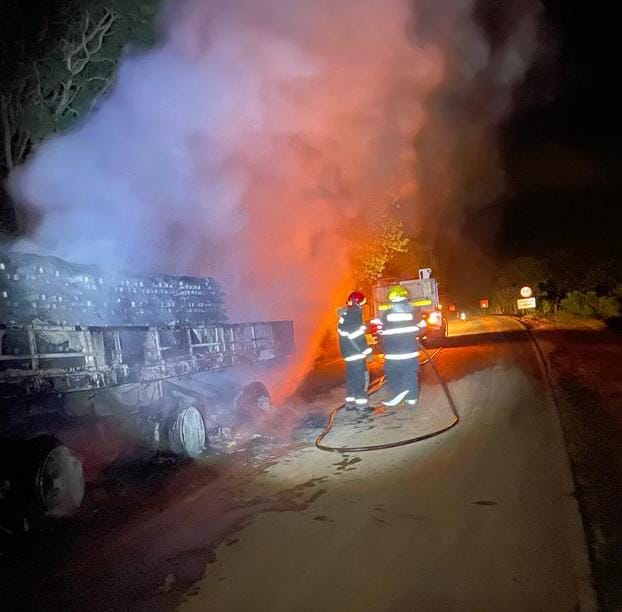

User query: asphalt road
[0,316,598,611]
[180,316,596,612]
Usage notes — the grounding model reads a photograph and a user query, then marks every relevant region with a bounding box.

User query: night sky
[479,0,620,264]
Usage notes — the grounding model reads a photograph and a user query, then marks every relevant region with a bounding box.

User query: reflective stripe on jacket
[379,301,425,358]
[338,305,371,361]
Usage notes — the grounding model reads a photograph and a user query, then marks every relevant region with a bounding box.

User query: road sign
[520,286,533,298]
[517,297,536,309]
[479,299,489,309]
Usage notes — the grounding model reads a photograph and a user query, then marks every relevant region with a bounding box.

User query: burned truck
[0,251,294,521]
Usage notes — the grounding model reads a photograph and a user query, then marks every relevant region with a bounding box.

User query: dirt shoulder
[529,321,622,611]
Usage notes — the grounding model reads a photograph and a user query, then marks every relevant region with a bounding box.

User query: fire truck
[0,251,294,522]
[366,268,448,344]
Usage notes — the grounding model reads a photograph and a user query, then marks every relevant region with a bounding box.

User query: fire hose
[314,342,460,453]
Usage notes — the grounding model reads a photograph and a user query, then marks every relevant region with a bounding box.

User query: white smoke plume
[8,0,542,395]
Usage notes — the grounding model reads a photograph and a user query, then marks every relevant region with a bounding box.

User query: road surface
[0,316,598,611]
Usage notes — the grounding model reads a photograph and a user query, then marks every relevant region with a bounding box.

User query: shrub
[560,291,620,320]
[539,299,555,315]
[596,295,620,319]
[560,291,595,317]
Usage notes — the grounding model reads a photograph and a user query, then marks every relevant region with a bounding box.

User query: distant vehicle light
[460,312,467,320]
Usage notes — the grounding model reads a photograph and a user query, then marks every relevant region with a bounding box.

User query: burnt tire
[235,382,272,415]
[16,435,85,519]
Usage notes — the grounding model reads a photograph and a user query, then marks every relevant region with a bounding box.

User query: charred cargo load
[0,250,226,327]
[0,251,295,522]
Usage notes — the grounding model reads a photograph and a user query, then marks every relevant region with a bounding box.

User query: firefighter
[377,284,426,407]
[338,291,372,410]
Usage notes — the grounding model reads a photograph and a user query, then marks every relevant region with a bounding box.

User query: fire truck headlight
[428,311,441,325]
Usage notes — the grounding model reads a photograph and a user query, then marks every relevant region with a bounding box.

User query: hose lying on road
[314,344,460,453]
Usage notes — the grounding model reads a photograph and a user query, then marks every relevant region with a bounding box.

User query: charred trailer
[0,252,294,521]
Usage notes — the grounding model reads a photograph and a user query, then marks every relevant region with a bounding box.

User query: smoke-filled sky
[7,0,549,386]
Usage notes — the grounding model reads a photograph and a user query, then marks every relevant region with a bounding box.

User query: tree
[384,232,439,281]
[0,0,160,175]
[536,251,621,312]
[492,284,521,314]
[490,251,622,318]
[351,215,409,285]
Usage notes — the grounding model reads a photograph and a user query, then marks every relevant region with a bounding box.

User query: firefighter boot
[345,397,357,411]
[354,398,369,411]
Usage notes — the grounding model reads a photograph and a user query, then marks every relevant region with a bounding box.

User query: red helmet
[346,291,367,307]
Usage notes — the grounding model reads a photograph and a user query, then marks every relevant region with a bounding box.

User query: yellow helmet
[387,284,408,302]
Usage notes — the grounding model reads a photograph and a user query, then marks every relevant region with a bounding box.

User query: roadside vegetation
[491,253,622,329]
[349,186,440,291]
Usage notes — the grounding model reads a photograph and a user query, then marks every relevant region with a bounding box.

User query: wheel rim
[36,444,85,518]
[170,406,206,458]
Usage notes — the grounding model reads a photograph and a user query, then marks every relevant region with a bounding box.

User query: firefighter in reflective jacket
[375,285,426,407]
[338,291,372,409]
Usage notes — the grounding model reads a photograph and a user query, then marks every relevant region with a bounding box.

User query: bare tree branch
[1,94,14,171]
[1,1,157,175]
[46,8,120,119]
[65,9,119,77]
[16,130,30,165]
[32,62,43,105]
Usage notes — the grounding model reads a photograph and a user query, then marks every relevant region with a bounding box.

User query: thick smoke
[8,0,541,396]
[412,0,544,297]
